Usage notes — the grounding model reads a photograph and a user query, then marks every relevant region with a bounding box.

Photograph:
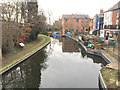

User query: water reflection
[2,49,48,88]
[2,37,107,88]
[62,37,80,53]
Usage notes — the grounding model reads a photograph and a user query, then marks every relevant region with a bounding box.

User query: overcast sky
[38,0,120,24]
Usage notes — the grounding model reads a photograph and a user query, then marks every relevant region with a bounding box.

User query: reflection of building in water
[62,38,80,52]
[2,49,48,88]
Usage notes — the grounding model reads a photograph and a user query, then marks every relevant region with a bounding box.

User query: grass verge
[1,34,50,71]
[101,67,119,89]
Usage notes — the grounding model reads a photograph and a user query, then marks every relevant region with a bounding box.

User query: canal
[2,37,107,88]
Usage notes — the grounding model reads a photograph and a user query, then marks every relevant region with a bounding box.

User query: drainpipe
[0,8,2,89]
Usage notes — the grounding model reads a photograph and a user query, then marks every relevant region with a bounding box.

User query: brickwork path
[97,49,118,70]
[2,37,46,67]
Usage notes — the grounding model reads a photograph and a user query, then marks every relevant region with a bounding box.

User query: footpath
[0,34,50,74]
[96,45,119,89]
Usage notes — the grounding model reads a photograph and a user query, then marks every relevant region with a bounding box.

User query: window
[81,19,83,22]
[94,18,96,22]
[116,20,119,25]
[116,20,119,29]
[86,19,88,22]
[117,10,119,17]
[76,19,79,22]
[76,29,78,32]
[65,19,68,22]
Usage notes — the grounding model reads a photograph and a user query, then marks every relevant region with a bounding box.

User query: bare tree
[1,1,25,54]
[1,0,47,55]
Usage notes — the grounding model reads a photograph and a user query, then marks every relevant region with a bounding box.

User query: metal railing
[104,25,120,29]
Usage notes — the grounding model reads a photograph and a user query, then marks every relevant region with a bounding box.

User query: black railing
[104,25,120,29]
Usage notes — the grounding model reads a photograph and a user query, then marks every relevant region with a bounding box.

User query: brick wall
[62,15,90,34]
[93,15,96,30]
[90,19,93,30]
[112,10,117,25]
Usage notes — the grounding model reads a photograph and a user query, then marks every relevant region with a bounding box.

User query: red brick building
[104,1,120,37]
[93,15,96,30]
[62,14,90,34]
[90,18,93,30]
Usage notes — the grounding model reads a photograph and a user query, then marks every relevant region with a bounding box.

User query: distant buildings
[52,19,62,31]
[104,1,120,37]
[92,9,104,35]
[62,14,90,34]
[90,1,120,38]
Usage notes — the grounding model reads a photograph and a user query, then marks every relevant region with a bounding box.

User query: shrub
[97,38,102,43]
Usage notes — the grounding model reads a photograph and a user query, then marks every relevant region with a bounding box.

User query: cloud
[38,0,119,23]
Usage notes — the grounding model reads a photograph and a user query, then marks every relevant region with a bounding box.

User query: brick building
[104,1,120,37]
[62,14,90,34]
[90,18,93,30]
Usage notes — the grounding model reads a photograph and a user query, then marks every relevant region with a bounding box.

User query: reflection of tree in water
[2,48,48,88]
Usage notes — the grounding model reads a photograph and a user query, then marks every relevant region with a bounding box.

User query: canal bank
[2,37,107,88]
[76,36,119,89]
[62,35,116,89]
[0,34,51,75]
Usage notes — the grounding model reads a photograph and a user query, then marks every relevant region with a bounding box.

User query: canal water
[2,37,107,88]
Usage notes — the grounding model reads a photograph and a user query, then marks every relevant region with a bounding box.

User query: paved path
[98,49,118,70]
[2,37,46,67]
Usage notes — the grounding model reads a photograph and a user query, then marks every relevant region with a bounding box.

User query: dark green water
[2,37,106,88]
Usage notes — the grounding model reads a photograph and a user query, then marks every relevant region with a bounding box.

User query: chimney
[100,9,104,14]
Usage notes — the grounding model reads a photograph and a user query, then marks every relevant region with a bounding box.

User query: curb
[99,71,107,90]
[87,50,112,64]
[0,40,51,75]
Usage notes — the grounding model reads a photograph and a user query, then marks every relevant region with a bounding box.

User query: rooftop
[63,14,90,19]
[106,1,120,12]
